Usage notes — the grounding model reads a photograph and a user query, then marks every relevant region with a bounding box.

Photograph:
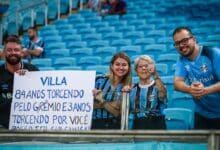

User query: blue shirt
[129,81,167,118]
[23,38,44,61]
[93,76,123,119]
[175,46,220,118]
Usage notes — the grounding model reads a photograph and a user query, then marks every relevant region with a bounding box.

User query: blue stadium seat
[57,66,82,70]
[70,48,93,61]
[60,0,69,14]
[55,24,73,30]
[127,19,146,26]
[171,92,195,111]
[115,25,135,33]
[74,23,91,29]
[102,32,123,43]
[132,76,139,84]
[145,30,166,39]
[48,49,70,58]
[108,20,127,27]
[103,56,112,65]
[44,35,63,43]
[62,34,81,42]
[68,17,85,24]
[155,63,168,76]
[35,11,45,26]
[123,31,145,40]
[91,21,109,28]
[82,33,102,41]
[38,67,55,71]
[86,65,109,76]
[85,16,102,23]
[78,56,102,69]
[54,19,68,26]
[120,46,141,57]
[96,26,115,34]
[103,15,120,21]
[88,40,109,49]
[135,24,155,32]
[164,108,194,130]
[47,0,58,20]
[59,29,77,36]
[111,39,132,49]
[161,75,174,101]
[120,14,137,21]
[94,47,117,58]
[77,28,96,34]
[66,41,87,49]
[78,9,94,17]
[31,58,52,68]
[157,54,179,68]
[6,21,17,35]
[22,16,32,31]
[143,44,167,60]
[133,38,156,47]
[53,57,76,69]
[45,42,66,50]
[41,30,59,37]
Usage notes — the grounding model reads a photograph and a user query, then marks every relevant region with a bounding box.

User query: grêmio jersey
[175,46,220,118]
[0,62,38,128]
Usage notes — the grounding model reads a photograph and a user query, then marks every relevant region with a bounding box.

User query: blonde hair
[134,55,153,70]
[109,52,132,86]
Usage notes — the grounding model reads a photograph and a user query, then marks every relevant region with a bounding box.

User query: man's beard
[5,54,21,65]
[29,35,35,40]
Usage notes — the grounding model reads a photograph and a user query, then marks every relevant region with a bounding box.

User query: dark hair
[28,26,37,31]
[4,35,21,45]
[172,26,193,37]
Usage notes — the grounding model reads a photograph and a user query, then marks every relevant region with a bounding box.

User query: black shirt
[0,62,38,128]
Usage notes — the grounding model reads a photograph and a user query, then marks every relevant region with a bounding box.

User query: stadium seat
[157,54,179,69]
[53,57,76,69]
[22,16,32,31]
[82,33,102,41]
[123,31,145,40]
[59,29,77,36]
[171,92,195,111]
[96,26,115,34]
[31,58,52,68]
[66,41,87,49]
[44,35,63,43]
[62,34,81,42]
[94,47,117,58]
[120,46,141,57]
[91,22,109,28]
[78,56,102,69]
[86,65,109,76]
[102,32,123,43]
[38,67,55,71]
[111,39,132,49]
[45,42,66,50]
[48,49,70,58]
[155,63,168,76]
[74,23,91,29]
[56,24,73,30]
[161,75,174,101]
[57,66,82,70]
[133,38,156,47]
[120,14,137,21]
[70,48,93,61]
[143,44,167,60]
[115,25,136,33]
[77,28,96,34]
[35,11,45,26]
[127,19,146,26]
[108,20,127,27]
[88,40,109,49]
[164,108,194,130]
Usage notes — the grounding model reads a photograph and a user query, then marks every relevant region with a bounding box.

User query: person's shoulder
[95,75,108,81]
[23,62,39,71]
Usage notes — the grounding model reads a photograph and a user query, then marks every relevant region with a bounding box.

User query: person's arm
[93,89,121,117]
[23,48,43,57]
[203,82,220,95]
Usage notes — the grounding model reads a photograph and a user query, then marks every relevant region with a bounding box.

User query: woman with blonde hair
[92,52,132,129]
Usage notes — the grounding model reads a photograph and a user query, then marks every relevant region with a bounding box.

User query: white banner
[9,71,96,131]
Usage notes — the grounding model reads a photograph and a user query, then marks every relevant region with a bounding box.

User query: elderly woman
[129,55,167,129]
[92,52,132,129]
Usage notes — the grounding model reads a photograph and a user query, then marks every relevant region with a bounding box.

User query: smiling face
[173,29,196,58]
[136,58,151,80]
[4,41,22,65]
[111,57,129,78]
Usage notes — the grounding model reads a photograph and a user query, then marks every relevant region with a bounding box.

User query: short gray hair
[134,55,153,70]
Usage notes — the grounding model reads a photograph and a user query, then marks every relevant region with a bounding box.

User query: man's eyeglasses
[174,36,193,47]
